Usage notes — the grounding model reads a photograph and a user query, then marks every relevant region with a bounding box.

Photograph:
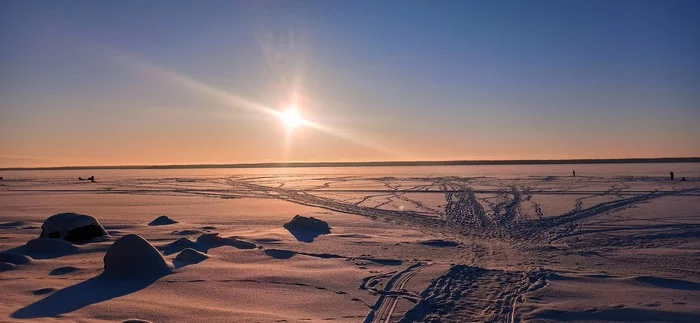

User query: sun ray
[110,52,403,158]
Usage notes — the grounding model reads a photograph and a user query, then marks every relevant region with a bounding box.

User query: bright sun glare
[281,107,303,128]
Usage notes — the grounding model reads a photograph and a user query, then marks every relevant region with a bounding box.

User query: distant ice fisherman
[670,171,674,180]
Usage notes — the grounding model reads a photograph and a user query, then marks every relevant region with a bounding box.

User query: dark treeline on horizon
[2,157,700,171]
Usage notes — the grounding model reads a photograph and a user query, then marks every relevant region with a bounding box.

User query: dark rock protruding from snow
[284,215,331,233]
[283,215,331,243]
[148,215,179,226]
[40,213,108,243]
[103,234,171,278]
[175,248,209,262]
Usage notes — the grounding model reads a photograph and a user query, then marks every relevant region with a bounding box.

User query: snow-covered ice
[0,164,698,322]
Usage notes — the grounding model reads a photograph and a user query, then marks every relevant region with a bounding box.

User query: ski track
[365,263,427,323]
[399,265,540,323]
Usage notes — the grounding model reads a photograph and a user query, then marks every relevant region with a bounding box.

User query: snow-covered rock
[0,262,16,272]
[24,238,77,254]
[40,212,108,243]
[0,252,32,265]
[103,234,171,278]
[175,248,209,262]
[148,215,179,226]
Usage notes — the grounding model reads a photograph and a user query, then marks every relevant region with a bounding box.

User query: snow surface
[0,165,699,322]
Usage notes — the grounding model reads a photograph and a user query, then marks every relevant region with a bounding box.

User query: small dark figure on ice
[670,171,674,180]
[79,176,95,182]
[573,170,576,177]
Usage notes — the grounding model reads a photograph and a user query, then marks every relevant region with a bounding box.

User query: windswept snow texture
[0,164,699,322]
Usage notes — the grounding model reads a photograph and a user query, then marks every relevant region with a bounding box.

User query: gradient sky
[1,0,699,167]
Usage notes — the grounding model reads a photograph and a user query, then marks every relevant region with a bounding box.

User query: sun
[281,107,303,128]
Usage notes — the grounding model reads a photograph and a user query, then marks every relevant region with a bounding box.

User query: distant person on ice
[573,170,576,177]
[670,171,674,180]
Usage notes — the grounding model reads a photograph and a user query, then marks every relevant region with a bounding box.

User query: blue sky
[1,0,698,166]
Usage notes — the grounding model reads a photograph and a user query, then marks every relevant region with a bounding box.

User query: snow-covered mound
[103,234,171,278]
[173,237,196,246]
[196,233,257,249]
[196,232,222,244]
[24,238,77,254]
[0,252,33,265]
[40,212,108,243]
[0,262,16,272]
[175,248,209,262]
[148,215,179,226]
[283,215,331,233]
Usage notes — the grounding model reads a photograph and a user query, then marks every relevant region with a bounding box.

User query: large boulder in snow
[103,234,171,278]
[40,213,108,243]
[283,215,331,233]
[283,215,332,243]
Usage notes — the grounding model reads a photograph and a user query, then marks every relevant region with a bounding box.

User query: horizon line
[1,157,699,171]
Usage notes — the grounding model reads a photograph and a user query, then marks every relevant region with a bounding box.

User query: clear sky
[1,0,699,167]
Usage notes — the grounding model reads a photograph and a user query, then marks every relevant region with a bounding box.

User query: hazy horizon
[2,0,699,168]
[2,156,700,171]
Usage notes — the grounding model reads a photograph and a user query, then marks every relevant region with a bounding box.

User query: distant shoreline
[1,157,699,171]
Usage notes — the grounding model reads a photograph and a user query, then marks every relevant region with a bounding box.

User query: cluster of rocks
[28,213,181,278]
[6,213,335,278]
